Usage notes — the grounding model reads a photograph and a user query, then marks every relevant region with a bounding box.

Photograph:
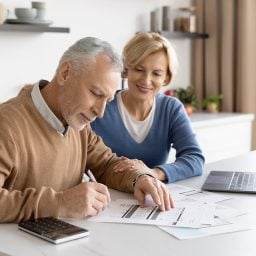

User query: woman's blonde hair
[122,32,178,84]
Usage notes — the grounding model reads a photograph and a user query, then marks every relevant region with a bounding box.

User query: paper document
[158,201,249,240]
[159,214,251,240]
[167,184,232,203]
[88,199,214,228]
[87,183,250,239]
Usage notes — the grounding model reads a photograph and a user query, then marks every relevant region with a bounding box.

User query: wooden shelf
[0,24,70,33]
[159,31,209,39]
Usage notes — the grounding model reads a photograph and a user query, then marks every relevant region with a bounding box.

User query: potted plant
[203,95,223,113]
[173,86,197,116]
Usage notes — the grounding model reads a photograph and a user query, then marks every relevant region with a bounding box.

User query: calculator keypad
[19,217,75,235]
[18,216,90,244]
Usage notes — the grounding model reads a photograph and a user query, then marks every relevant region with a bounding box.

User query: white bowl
[15,8,36,20]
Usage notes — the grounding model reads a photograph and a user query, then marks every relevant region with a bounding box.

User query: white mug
[0,2,8,24]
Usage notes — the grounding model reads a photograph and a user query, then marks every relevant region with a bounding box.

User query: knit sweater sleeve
[155,98,205,183]
[0,132,62,223]
[85,125,154,193]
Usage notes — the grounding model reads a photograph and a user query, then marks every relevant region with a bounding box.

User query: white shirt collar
[31,80,68,137]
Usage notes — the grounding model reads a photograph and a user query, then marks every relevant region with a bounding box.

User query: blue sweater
[91,92,204,183]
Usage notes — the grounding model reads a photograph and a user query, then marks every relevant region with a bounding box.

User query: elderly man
[0,37,173,223]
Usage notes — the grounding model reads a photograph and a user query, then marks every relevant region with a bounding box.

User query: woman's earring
[121,79,125,90]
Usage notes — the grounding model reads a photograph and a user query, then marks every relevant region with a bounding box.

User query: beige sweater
[0,86,151,223]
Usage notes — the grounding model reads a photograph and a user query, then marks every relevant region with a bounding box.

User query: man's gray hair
[58,37,122,73]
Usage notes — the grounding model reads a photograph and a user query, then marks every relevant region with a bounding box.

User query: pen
[87,169,97,182]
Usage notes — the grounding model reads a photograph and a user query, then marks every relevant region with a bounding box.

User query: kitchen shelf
[159,31,209,39]
[0,24,70,33]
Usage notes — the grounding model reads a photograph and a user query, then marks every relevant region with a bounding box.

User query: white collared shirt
[31,80,68,137]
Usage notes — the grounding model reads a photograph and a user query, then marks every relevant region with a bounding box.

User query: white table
[1,151,256,256]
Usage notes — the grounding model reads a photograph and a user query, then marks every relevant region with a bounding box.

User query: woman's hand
[113,156,166,181]
[113,156,150,172]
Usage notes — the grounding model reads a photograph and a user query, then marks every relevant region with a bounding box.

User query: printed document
[159,214,251,240]
[87,184,250,239]
[167,184,232,203]
[88,199,215,228]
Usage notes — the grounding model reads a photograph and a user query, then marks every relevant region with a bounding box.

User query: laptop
[202,170,256,194]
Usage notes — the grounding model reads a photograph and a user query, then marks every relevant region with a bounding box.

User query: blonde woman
[92,32,204,183]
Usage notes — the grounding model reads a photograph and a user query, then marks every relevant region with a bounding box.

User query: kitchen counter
[190,112,254,163]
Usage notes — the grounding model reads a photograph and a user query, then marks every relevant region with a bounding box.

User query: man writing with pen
[0,37,174,223]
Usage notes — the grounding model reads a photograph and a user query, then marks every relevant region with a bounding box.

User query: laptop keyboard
[229,172,256,191]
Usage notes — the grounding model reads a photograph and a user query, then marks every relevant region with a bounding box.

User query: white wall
[0,0,192,102]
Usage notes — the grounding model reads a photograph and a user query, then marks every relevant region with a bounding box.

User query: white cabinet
[190,112,254,163]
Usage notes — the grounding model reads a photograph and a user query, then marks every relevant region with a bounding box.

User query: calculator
[18,217,90,244]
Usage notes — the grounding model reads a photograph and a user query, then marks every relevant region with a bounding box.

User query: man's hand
[59,182,111,218]
[134,175,174,211]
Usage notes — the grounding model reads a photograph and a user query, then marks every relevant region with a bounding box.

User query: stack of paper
[88,184,251,239]
[157,184,251,239]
